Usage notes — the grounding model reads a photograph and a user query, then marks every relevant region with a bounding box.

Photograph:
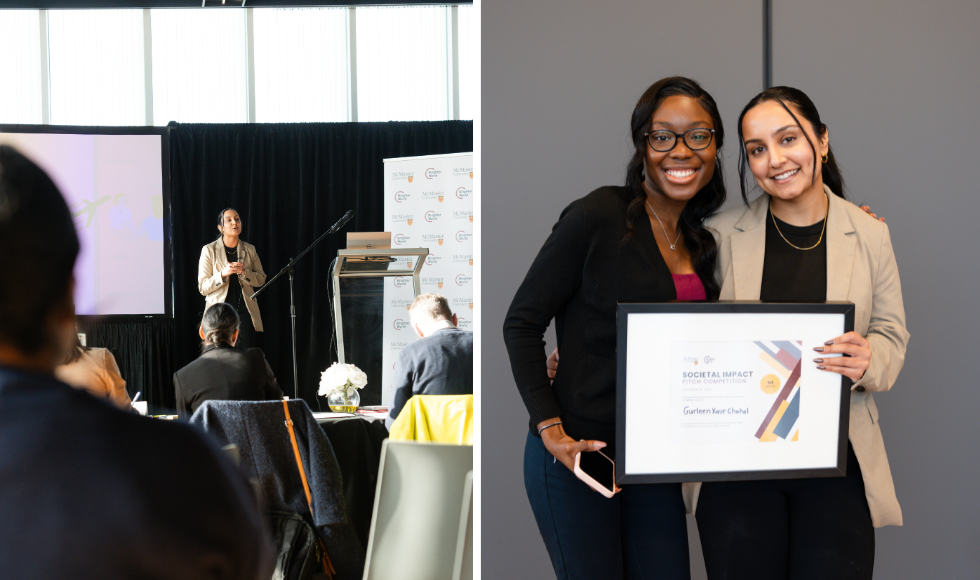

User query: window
[356,6,450,122]
[151,9,248,124]
[0,10,42,125]
[48,10,145,126]
[253,7,350,123]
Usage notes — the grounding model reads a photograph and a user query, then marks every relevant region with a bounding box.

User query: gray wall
[483,0,980,578]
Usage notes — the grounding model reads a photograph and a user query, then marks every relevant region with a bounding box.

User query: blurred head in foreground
[0,145,79,372]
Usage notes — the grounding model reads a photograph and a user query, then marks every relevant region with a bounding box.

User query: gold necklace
[769,197,827,251]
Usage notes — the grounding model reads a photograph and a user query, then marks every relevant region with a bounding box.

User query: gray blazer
[387,327,474,428]
[198,239,267,331]
[685,187,909,528]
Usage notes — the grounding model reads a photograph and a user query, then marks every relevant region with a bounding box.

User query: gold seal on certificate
[761,373,780,395]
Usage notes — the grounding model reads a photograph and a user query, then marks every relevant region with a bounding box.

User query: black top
[173,343,284,416]
[760,210,828,303]
[504,186,693,452]
[224,244,243,310]
[0,367,273,579]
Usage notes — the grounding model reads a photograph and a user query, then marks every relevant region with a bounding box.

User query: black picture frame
[615,300,854,484]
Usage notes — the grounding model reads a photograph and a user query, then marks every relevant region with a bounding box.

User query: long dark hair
[623,77,726,300]
[736,86,845,204]
[201,302,240,350]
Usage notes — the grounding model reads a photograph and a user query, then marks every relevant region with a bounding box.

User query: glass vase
[327,388,360,413]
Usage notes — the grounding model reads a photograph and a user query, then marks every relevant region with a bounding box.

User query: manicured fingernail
[813,346,824,352]
[595,442,606,449]
[824,340,835,345]
[813,358,823,363]
[816,365,826,370]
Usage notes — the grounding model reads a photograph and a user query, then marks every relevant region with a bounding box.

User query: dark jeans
[524,430,690,580]
[696,443,874,580]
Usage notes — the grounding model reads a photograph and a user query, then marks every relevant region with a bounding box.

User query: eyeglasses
[644,128,715,152]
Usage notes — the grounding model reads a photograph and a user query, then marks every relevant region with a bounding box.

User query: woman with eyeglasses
[503,77,726,579]
[198,208,267,349]
[692,86,909,579]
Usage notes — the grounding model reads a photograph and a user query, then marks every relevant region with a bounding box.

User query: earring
[821,154,829,163]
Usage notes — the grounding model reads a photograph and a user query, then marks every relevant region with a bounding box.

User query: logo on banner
[455,274,472,287]
[455,186,472,200]
[391,341,409,350]
[453,210,473,221]
[453,166,473,177]
[391,213,414,225]
[457,316,472,330]
[392,171,414,182]
[455,230,472,243]
[425,211,442,222]
[393,319,411,330]
[425,254,443,266]
[392,276,410,288]
[453,254,473,265]
[394,233,411,245]
[452,297,473,311]
[394,191,411,203]
[421,190,444,203]
[425,168,442,179]
[422,234,444,246]
[391,298,413,310]
[422,276,444,289]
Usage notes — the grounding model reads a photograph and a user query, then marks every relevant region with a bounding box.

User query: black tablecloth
[316,416,388,548]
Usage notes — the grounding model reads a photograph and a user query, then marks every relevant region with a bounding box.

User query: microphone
[327,210,354,234]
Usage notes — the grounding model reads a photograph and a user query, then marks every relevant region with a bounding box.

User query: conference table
[314,412,389,549]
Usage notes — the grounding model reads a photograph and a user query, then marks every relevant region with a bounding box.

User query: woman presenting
[198,208,266,348]
[695,87,909,579]
[503,77,727,579]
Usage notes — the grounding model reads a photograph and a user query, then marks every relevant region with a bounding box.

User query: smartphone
[573,450,618,498]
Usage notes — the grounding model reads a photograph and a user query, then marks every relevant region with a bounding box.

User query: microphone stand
[251,210,354,400]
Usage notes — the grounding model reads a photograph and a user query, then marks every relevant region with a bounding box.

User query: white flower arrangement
[318,362,368,398]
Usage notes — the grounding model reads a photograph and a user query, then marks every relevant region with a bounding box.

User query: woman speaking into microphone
[198,208,266,348]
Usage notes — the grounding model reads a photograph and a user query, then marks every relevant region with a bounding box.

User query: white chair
[451,471,473,580]
[363,441,473,580]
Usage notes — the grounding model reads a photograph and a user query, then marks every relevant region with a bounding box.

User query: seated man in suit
[387,293,473,428]
[0,145,273,579]
[174,302,284,417]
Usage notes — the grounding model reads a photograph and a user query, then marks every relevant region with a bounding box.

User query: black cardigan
[503,186,684,450]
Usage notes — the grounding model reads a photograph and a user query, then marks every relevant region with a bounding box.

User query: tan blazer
[55,347,131,410]
[198,239,267,332]
[683,186,909,528]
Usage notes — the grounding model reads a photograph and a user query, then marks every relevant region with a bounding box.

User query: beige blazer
[683,186,909,528]
[198,239,267,332]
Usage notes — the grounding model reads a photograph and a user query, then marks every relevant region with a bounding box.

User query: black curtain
[170,121,473,410]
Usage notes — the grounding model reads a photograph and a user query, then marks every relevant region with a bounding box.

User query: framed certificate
[615,301,854,484]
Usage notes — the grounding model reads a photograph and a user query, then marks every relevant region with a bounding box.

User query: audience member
[0,145,273,579]
[174,302,283,417]
[388,293,473,427]
[55,331,132,410]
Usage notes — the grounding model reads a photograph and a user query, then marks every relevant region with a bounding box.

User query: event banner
[382,152,474,406]
[617,303,853,484]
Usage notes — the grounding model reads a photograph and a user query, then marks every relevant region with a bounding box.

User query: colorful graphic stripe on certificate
[754,341,802,442]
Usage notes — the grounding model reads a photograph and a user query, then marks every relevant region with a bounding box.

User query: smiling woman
[698,87,910,580]
[502,77,727,580]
